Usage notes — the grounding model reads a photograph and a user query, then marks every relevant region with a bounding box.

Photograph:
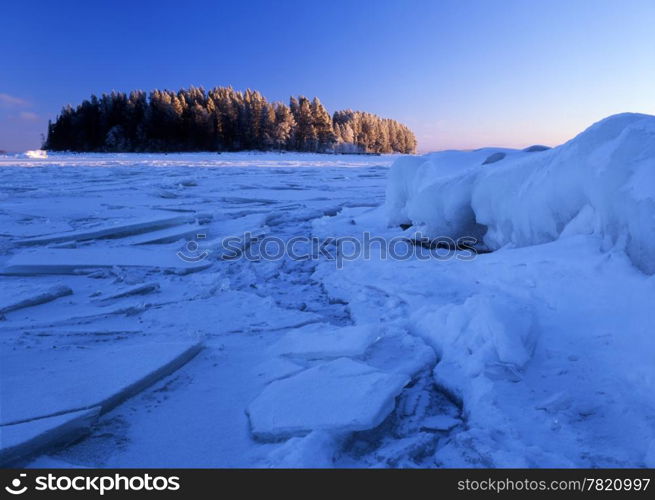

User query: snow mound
[386,150,495,239]
[263,431,341,467]
[481,152,506,165]
[522,144,550,152]
[387,113,655,273]
[411,293,537,401]
[247,358,409,440]
[24,150,47,159]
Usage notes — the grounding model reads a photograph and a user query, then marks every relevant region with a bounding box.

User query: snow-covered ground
[1,116,654,468]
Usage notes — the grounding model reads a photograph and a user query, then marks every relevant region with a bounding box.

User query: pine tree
[291,96,317,151]
[311,97,336,151]
[259,103,276,150]
[45,86,417,154]
[273,103,295,150]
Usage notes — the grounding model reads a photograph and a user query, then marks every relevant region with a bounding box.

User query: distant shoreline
[45,87,417,155]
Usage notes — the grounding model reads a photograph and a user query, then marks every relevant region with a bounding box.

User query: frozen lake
[1,147,654,468]
[1,152,444,467]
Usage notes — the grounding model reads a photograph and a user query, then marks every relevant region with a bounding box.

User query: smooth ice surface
[247,358,409,439]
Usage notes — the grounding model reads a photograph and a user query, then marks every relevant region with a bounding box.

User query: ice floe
[0,284,72,316]
[1,247,211,275]
[272,323,379,360]
[1,342,203,425]
[0,407,100,467]
[247,358,409,440]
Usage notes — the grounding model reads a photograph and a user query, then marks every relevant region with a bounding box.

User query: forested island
[44,87,416,154]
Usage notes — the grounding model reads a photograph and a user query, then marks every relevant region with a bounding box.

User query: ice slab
[15,214,197,246]
[97,282,160,302]
[211,229,268,260]
[0,407,100,467]
[363,331,436,377]
[139,289,323,335]
[420,415,461,431]
[127,223,204,245]
[247,358,409,440]
[273,324,379,360]
[0,342,203,426]
[1,248,210,275]
[0,285,72,315]
[254,358,305,384]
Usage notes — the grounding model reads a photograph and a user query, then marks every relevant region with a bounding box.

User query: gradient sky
[1,0,654,152]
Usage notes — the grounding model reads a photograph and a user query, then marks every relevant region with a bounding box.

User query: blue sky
[1,0,654,152]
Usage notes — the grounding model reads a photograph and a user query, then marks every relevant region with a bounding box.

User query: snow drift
[24,149,47,159]
[387,113,655,273]
[411,293,537,402]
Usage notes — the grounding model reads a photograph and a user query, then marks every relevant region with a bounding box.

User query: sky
[1,0,654,152]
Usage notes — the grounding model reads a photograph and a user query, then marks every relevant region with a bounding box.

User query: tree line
[44,87,417,154]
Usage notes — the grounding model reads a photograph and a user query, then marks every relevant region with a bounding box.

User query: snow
[0,133,652,468]
[247,358,409,440]
[385,148,519,239]
[316,235,655,466]
[412,292,538,400]
[387,113,655,274]
[0,152,401,467]
[420,415,461,431]
[263,431,342,467]
[24,150,47,159]
[646,441,655,468]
